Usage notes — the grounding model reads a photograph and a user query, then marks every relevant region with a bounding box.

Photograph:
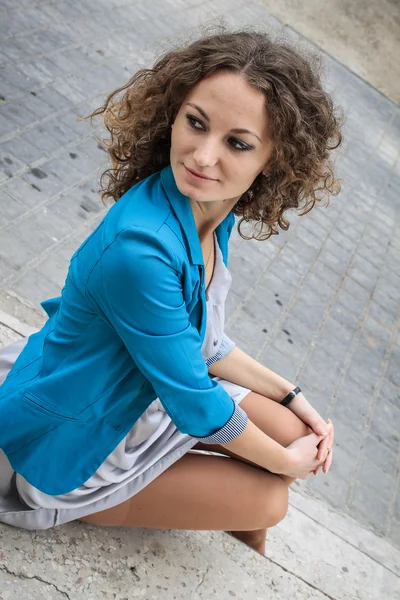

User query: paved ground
[0,311,399,600]
[261,0,400,103]
[0,410,399,600]
[0,0,399,569]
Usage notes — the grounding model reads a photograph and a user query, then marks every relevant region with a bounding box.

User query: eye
[229,138,253,152]
[186,115,204,130]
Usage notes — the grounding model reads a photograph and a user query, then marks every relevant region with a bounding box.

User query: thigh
[79,452,287,531]
[193,391,309,459]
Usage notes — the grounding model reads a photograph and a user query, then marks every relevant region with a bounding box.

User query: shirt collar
[160,165,231,266]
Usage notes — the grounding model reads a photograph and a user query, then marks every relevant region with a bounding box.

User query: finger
[313,457,325,473]
[324,422,334,473]
[326,423,334,457]
[321,431,333,473]
[317,432,331,461]
[329,420,335,450]
[318,419,334,462]
[324,452,332,473]
[317,437,326,461]
[323,448,333,474]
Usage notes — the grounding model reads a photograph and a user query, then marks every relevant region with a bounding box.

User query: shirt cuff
[205,333,235,368]
[195,401,248,444]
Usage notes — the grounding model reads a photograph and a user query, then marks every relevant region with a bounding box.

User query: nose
[192,137,219,168]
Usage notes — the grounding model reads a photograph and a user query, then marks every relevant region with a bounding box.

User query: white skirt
[0,339,250,530]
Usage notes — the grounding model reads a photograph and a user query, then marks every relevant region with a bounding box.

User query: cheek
[171,119,189,145]
[170,127,178,153]
[229,164,259,186]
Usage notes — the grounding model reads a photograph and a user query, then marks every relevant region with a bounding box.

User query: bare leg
[225,527,268,555]
[80,452,289,541]
[192,391,310,553]
[80,392,307,555]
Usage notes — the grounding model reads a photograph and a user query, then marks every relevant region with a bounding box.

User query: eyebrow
[186,102,262,143]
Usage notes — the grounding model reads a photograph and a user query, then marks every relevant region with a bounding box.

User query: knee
[269,478,289,526]
[288,417,310,446]
[257,476,289,529]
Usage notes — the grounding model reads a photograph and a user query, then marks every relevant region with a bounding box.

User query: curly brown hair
[88,26,343,240]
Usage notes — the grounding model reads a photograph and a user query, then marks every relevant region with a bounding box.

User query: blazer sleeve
[205,333,236,368]
[95,226,248,443]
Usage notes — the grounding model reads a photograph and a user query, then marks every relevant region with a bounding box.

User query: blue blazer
[0,166,248,495]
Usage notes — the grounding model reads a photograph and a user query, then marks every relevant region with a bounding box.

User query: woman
[0,29,341,555]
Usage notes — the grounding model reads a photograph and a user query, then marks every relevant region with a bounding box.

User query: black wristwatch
[281,387,301,407]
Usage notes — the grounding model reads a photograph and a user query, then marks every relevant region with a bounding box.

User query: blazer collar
[160,165,231,266]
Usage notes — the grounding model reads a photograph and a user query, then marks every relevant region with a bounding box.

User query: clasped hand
[284,392,334,480]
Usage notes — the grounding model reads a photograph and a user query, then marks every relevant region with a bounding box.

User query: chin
[172,162,227,202]
[181,185,208,202]
[174,178,193,199]
[173,172,205,201]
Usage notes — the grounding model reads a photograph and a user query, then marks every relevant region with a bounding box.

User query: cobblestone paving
[0,0,399,547]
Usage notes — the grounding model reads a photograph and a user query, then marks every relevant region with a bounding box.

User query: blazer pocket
[22,392,83,422]
[2,392,83,456]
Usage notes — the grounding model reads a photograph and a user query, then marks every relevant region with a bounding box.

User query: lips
[185,166,216,181]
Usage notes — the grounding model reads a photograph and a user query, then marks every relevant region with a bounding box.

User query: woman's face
[170,71,273,204]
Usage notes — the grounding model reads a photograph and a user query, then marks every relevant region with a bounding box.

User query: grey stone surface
[0,569,64,600]
[0,340,398,600]
[0,0,399,572]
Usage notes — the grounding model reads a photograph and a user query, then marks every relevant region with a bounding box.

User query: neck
[190,196,238,242]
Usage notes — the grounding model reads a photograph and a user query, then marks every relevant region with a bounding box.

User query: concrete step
[0,315,398,600]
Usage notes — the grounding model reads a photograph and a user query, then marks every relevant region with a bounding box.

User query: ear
[261,157,271,176]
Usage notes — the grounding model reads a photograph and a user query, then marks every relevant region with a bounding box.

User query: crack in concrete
[264,556,338,600]
[0,564,71,599]
[195,565,210,592]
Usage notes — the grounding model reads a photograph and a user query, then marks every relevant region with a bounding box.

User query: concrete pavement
[0,0,399,597]
[1,310,399,599]
[259,0,400,103]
